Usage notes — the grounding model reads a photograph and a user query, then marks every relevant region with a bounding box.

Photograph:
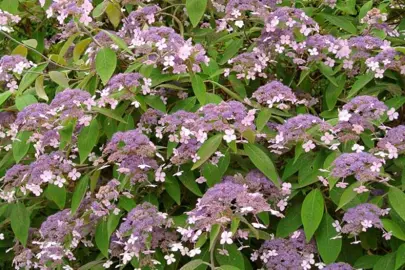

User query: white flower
[155,167,166,182]
[361,220,373,232]
[252,223,266,229]
[164,254,176,265]
[338,109,352,122]
[102,260,113,268]
[275,132,284,143]
[156,38,167,51]
[308,48,318,56]
[316,262,326,269]
[383,231,392,240]
[220,231,233,245]
[301,260,311,270]
[387,108,399,121]
[62,266,73,270]
[281,182,291,195]
[0,233,4,240]
[277,199,287,211]
[171,243,183,252]
[223,129,236,143]
[54,176,66,188]
[353,185,369,194]
[318,176,328,186]
[235,20,244,28]
[370,162,382,172]
[291,230,301,239]
[332,220,341,232]
[302,140,315,152]
[68,168,81,181]
[321,132,334,144]
[78,115,92,126]
[352,144,364,153]
[40,170,55,183]
[189,248,201,257]
[178,42,193,60]
[26,184,43,196]
[191,154,200,163]
[163,55,175,67]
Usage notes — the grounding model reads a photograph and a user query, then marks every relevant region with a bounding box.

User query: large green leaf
[301,189,324,241]
[191,74,207,105]
[10,203,30,247]
[78,118,100,163]
[18,63,48,94]
[276,202,302,237]
[12,131,32,163]
[45,185,66,209]
[95,47,117,85]
[321,14,357,34]
[316,213,342,263]
[71,175,90,214]
[164,175,181,205]
[95,220,110,258]
[186,0,207,27]
[347,72,374,98]
[191,134,222,170]
[244,143,280,187]
[388,186,405,223]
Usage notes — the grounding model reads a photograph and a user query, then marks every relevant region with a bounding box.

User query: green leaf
[180,259,204,270]
[95,47,117,85]
[0,91,12,106]
[58,120,76,150]
[210,224,221,251]
[95,220,110,258]
[301,189,324,241]
[325,74,346,110]
[186,0,207,27]
[244,143,280,187]
[164,175,181,205]
[316,213,342,264]
[12,131,32,163]
[382,219,405,241]
[0,0,19,14]
[319,64,338,87]
[18,63,48,94]
[191,134,222,170]
[388,186,405,223]
[355,255,382,269]
[144,95,166,112]
[45,185,66,209]
[78,118,99,163]
[255,108,272,132]
[219,39,243,65]
[15,94,37,111]
[374,252,396,270]
[347,72,374,98]
[92,107,127,123]
[215,244,245,269]
[71,175,89,214]
[49,71,70,88]
[191,74,207,105]
[35,75,48,101]
[10,203,30,247]
[276,202,302,237]
[178,170,203,197]
[92,1,108,17]
[359,1,373,20]
[395,244,405,270]
[337,182,362,210]
[105,2,121,28]
[321,14,357,34]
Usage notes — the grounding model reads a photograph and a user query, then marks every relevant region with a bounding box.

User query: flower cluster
[44,0,93,26]
[0,9,21,32]
[0,55,34,90]
[110,202,175,266]
[253,230,318,269]
[103,130,158,184]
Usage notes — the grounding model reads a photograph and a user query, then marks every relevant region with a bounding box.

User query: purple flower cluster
[50,88,93,120]
[340,203,388,236]
[44,0,93,26]
[118,5,161,36]
[4,151,74,196]
[253,230,317,269]
[0,55,33,90]
[252,80,297,109]
[185,181,279,235]
[342,96,387,120]
[271,114,331,152]
[377,125,405,157]
[223,170,287,210]
[331,152,383,182]
[324,262,354,270]
[91,179,121,217]
[103,130,158,184]
[361,8,399,37]
[124,26,209,73]
[226,50,269,80]
[111,202,175,265]
[0,9,21,32]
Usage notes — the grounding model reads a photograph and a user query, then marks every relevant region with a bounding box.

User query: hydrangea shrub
[0,0,404,269]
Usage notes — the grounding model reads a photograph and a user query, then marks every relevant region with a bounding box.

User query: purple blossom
[0,10,21,32]
[342,96,387,120]
[341,203,386,236]
[331,152,382,182]
[50,89,92,120]
[255,230,317,269]
[119,5,160,36]
[324,262,354,270]
[103,130,158,183]
[15,103,51,131]
[46,0,93,26]
[377,125,405,155]
[252,80,297,109]
[0,55,32,84]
